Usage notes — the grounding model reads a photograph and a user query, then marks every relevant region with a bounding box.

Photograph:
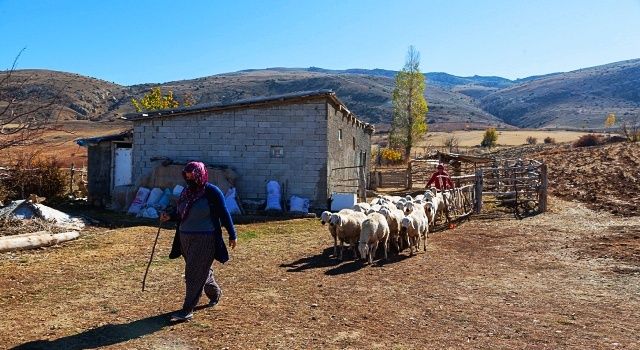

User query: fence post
[70,163,75,195]
[474,169,483,214]
[539,163,548,213]
[407,161,412,189]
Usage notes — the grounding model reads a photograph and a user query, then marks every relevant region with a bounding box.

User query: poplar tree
[390,45,428,159]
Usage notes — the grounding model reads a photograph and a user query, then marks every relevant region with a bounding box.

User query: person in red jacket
[426,163,454,190]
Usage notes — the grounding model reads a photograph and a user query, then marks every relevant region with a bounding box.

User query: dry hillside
[3,59,639,132]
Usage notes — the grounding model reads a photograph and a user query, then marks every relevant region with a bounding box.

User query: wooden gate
[474,159,548,218]
[369,167,409,189]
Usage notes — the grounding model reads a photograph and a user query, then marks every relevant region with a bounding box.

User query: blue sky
[1,0,638,85]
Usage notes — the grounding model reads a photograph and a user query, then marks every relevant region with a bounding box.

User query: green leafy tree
[131,87,193,112]
[481,128,498,148]
[390,46,428,159]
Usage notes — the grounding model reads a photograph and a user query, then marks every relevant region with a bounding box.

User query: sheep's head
[379,207,391,219]
[404,202,415,215]
[329,213,341,226]
[401,216,417,231]
[358,242,369,262]
[320,211,332,225]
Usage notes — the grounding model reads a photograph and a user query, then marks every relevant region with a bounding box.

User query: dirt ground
[533,142,640,217]
[1,195,639,349]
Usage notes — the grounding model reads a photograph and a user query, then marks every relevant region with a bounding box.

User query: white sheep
[358,212,390,264]
[403,201,424,216]
[379,206,404,253]
[424,191,445,225]
[352,202,371,213]
[330,210,368,260]
[423,202,436,229]
[321,211,338,256]
[395,198,408,211]
[366,203,382,215]
[400,212,428,256]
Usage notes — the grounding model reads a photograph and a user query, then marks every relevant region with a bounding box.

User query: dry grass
[0,217,70,237]
[1,198,639,349]
[423,130,602,147]
[0,121,129,167]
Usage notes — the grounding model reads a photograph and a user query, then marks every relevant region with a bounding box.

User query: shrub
[543,136,556,144]
[380,148,403,163]
[0,181,13,204]
[526,136,537,145]
[573,134,602,148]
[3,156,68,201]
[480,128,498,148]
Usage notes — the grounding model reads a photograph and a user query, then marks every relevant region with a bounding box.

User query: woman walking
[160,161,237,322]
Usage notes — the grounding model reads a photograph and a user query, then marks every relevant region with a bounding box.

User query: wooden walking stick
[142,222,163,292]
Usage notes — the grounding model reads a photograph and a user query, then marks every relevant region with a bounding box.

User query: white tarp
[0,200,85,230]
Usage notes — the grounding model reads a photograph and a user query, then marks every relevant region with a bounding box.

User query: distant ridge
[2,58,639,129]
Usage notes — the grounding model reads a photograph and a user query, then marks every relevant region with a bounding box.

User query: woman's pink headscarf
[177,161,209,220]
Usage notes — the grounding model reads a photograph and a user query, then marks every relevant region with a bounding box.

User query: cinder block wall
[132,100,329,207]
[326,103,372,199]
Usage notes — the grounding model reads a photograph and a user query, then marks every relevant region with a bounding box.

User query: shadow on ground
[280,247,415,275]
[11,309,196,350]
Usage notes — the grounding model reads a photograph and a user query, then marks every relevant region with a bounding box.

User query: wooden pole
[142,223,162,292]
[474,169,483,214]
[539,163,548,213]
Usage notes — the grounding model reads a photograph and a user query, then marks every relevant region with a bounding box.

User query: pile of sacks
[126,185,243,218]
[127,186,180,218]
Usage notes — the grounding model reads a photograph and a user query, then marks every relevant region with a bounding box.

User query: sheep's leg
[383,237,388,260]
[333,236,337,257]
[339,240,344,261]
[422,231,427,252]
[370,241,378,264]
[409,236,415,256]
[393,234,399,253]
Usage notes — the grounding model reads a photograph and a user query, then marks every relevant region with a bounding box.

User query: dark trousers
[180,232,222,313]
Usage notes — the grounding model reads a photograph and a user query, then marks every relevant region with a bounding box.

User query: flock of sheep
[320,189,449,264]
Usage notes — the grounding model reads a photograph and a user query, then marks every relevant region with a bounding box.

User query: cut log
[0,231,79,253]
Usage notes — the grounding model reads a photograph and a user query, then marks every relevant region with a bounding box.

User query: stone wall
[132,99,329,207]
[326,102,372,200]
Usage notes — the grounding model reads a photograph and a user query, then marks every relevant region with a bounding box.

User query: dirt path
[1,197,639,349]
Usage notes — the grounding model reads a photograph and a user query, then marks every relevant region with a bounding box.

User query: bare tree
[620,115,640,142]
[443,135,460,153]
[0,50,64,151]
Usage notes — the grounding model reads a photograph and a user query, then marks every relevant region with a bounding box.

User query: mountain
[480,59,640,128]
[2,59,639,130]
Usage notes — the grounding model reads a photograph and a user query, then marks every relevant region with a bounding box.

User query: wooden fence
[369,157,548,219]
[474,159,548,217]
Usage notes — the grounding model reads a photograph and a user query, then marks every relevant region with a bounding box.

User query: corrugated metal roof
[75,129,133,147]
[123,90,372,132]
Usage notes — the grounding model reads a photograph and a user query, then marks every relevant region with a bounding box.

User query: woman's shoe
[170,311,193,322]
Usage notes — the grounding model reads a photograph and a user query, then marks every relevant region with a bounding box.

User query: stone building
[79,90,374,210]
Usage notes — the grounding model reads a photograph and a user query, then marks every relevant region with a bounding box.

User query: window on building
[352,137,356,150]
[360,151,367,166]
[270,145,284,158]
[338,129,342,141]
